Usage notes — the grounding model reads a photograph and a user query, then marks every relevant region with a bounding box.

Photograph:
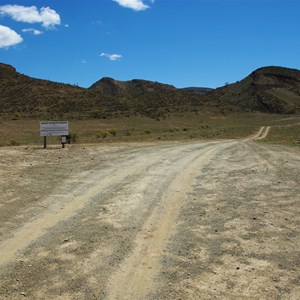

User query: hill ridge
[89,76,177,97]
[0,63,299,119]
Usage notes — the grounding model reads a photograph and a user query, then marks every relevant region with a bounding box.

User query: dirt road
[0,139,299,299]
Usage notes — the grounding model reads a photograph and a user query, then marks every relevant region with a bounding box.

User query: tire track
[247,126,271,141]
[0,142,222,268]
[245,142,300,184]
[256,126,271,140]
[1,140,299,299]
[106,141,236,300]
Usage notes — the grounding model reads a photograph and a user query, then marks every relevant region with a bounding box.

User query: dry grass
[0,113,299,147]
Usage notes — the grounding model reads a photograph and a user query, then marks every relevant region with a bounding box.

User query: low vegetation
[1,113,299,147]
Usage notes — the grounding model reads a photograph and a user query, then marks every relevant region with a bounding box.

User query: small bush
[144,130,151,134]
[67,132,77,143]
[201,124,210,129]
[10,140,19,146]
[100,130,108,138]
[108,128,117,137]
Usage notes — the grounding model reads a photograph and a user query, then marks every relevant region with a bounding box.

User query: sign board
[40,121,69,137]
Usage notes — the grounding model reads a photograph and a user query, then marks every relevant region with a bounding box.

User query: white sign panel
[40,121,69,137]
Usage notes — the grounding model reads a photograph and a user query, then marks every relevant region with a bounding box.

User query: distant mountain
[89,77,176,97]
[0,63,299,119]
[0,63,209,119]
[208,66,300,113]
[180,87,214,95]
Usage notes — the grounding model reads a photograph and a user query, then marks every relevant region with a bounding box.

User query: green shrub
[100,130,108,138]
[67,132,77,143]
[108,128,117,136]
[10,140,19,146]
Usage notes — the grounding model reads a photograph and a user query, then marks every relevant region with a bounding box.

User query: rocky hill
[89,77,176,97]
[0,63,211,119]
[208,66,300,113]
[0,63,299,119]
[0,63,90,117]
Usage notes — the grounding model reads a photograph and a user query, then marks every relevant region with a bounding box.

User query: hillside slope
[0,63,299,119]
[0,63,110,118]
[0,63,216,119]
[208,66,300,113]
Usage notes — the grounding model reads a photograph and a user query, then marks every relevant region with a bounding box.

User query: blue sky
[1,0,300,89]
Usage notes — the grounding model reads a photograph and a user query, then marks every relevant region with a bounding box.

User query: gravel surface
[0,139,299,299]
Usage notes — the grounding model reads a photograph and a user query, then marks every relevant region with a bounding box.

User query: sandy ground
[0,137,299,299]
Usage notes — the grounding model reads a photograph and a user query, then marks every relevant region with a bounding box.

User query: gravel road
[0,138,299,299]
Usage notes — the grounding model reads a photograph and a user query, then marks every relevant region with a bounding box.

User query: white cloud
[22,28,43,35]
[0,5,61,28]
[100,52,122,61]
[0,24,23,48]
[112,0,153,11]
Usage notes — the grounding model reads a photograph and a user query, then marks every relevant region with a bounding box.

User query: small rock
[20,292,26,296]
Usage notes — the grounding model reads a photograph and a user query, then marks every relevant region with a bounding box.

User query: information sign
[40,121,69,137]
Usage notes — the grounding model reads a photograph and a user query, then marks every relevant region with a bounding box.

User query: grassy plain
[0,113,299,147]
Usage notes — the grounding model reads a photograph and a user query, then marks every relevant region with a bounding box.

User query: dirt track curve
[0,137,299,299]
[245,126,271,141]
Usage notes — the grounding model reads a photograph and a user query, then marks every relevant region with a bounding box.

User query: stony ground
[0,138,299,299]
